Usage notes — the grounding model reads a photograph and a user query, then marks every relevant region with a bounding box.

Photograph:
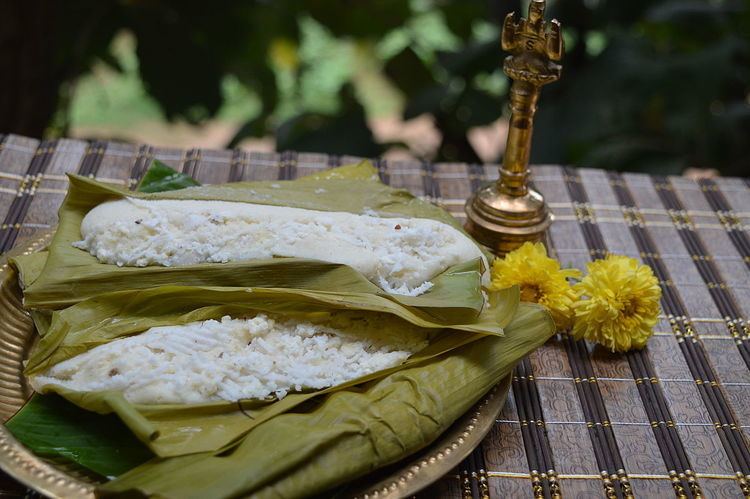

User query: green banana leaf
[136,159,200,193]
[19,161,489,326]
[100,303,554,499]
[5,394,153,478]
[26,284,519,458]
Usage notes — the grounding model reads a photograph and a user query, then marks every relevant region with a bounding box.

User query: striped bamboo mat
[1,134,750,498]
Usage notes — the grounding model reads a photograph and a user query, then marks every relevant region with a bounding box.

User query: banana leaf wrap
[26,284,519,458]
[9,158,195,290]
[100,303,554,499]
[18,161,489,326]
[11,251,47,288]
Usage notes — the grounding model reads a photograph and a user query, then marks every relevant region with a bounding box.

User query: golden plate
[0,230,509,499]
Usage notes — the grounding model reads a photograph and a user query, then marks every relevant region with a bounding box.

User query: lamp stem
[499,80,540,196]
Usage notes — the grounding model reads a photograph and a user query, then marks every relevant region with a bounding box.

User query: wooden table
[1,134,749,498]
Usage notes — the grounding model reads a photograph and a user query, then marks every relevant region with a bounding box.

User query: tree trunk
[0,0,59,137]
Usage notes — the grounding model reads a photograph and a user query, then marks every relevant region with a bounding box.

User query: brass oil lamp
[465,0,563,255]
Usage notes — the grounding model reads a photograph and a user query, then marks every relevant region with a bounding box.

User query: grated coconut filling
[72,198,487,296]
[31,313,430,405]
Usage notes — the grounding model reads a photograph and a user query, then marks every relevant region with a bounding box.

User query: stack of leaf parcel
[6,161,554,498]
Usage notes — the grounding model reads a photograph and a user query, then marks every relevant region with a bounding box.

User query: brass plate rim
[0,229,509,499]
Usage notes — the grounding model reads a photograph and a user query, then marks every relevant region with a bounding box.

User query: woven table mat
[1,134,750,499]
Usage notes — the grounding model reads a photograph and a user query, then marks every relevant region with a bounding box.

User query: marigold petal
[490,242,578,330]
[572,254,661,352]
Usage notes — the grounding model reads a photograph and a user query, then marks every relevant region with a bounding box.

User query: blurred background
[2,0,749,176]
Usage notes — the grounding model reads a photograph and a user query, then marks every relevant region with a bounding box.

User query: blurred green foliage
[22,1,750,174]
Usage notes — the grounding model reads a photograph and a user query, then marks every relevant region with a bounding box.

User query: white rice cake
[73,198,486,296]
[31,313,430,404]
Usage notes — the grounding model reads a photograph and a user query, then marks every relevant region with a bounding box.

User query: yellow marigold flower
[490,242,580,329]
[572,255,661,352]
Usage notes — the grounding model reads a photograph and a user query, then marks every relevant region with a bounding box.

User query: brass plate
[0,230,510,498]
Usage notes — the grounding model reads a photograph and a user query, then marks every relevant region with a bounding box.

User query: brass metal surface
[465,0,562,254]
[0,230,509,498]
[0,231,94,499]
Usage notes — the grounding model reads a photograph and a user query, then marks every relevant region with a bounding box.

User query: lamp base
[464,182,553,256]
